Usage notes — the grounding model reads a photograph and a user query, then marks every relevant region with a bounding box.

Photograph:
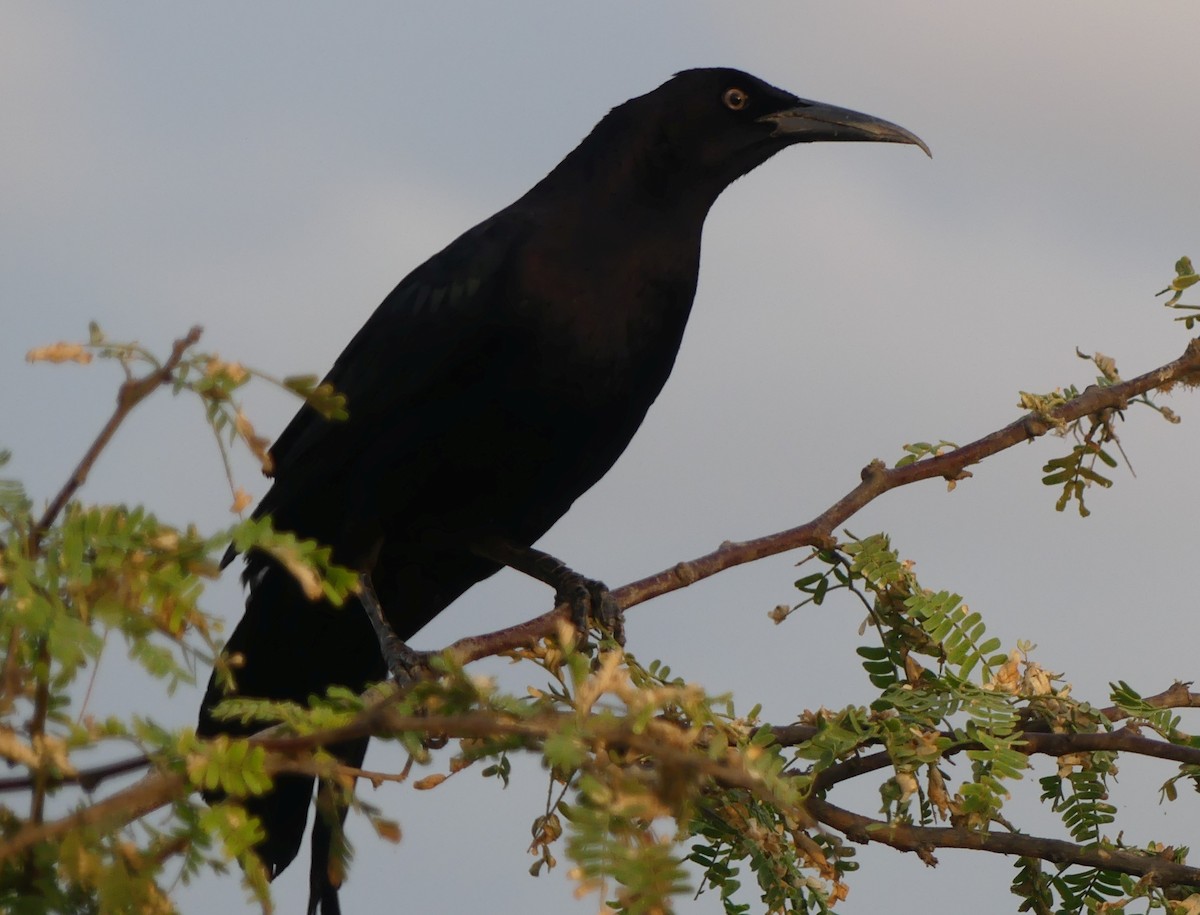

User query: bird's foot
[380,637,434,687]
[557,575,625,648]
[466,538,626,649]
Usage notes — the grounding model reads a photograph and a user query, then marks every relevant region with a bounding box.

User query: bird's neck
[523,110,724,228]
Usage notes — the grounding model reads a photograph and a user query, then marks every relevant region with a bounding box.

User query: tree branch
[3,679,1195,802]
[810,726,1200,794]
[6,693,1199,888]
[6,336,1200,892]
[1103,681,1200,721]
[0,707,771,865]
[0,752,153,794]
[807,795,1200,887]
[445,338,1200,663]
[0,771,187,864]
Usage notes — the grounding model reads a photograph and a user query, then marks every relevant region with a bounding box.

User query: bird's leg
[469,538,625,646]
[358,573,431,684]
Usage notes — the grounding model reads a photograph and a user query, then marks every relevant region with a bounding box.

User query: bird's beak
[759,100,931,158]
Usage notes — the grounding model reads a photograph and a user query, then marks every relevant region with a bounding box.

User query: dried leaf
[927,766,952,820]
[204,356,248,383]
[266,545,323,600]
[27,342,93,364]
[234,411,275,474]
[231,488,253,513]
[1091,351,1120,383]
[1022,661,1058,696]
[372,818,402,843]
[894,771,919,803]
[987,650,1021,694]
[0,727,39,767]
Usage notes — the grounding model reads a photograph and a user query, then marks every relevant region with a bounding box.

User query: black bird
[198,67,927,912]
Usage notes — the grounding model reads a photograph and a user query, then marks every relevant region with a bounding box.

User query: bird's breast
[515,232,699,378]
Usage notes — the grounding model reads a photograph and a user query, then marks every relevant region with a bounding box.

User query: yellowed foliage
[372,818,402,843]
[987,650,1022,694]
[230,487,253,513]
[26,342,93,364]
[234,411,274,474]
[927,765,953,820]
[0,727,39,767]
[204,356,248,383]
[267,544,322,600]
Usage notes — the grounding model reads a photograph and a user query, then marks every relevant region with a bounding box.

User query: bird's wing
[250,210,529,530]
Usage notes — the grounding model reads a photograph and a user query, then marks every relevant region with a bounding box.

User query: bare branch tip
[860,459,887,483]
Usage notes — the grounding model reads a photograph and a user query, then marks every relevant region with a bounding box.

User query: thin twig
[0,627,21,715]
[19,641,53,893]
[8,326,202,887]
[30,326,203,548]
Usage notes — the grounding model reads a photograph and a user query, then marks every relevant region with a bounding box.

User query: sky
[3,2,1200,913]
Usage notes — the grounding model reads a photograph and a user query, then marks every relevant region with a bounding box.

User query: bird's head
[562,67,929,214]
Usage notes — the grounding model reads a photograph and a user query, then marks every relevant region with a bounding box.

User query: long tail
[197,555,386,908]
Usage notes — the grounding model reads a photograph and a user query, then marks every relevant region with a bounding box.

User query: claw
[591,583,625,645]
[380,638,433,686]
[559,577,625,647]
[467,538,626,649]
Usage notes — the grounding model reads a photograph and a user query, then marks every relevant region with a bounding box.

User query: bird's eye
[723,87,749,111]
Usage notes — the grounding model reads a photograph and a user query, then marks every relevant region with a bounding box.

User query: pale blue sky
[3,3,1199,913]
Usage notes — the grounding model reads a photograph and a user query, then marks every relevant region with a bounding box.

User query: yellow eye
[723,87,749,111]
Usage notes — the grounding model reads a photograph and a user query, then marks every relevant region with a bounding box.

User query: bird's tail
[198,555,386,910]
